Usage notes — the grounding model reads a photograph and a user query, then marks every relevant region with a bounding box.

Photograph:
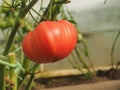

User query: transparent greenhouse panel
[70,0,120,33]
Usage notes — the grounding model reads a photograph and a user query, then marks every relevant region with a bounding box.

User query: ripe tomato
[22,20,77,63]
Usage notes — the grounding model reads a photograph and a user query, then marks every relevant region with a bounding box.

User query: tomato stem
[40,0,70,22]
[31,8,48,21]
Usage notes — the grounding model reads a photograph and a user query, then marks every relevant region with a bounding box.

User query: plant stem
[104,0,107,4]
[0,54,8,61]
[9,53,17,90]
[18,73,27,90]
[40,0,69,22]
[111,31,120,67]
[31,8,48,21]
[25,74,34,90]
[0,1,38,90]
[68,52,85,74]
[0,59,16,67]
[3,22,20,55]
[0,66,5,90]
[18,57,29,88]
[3,0,38,55]
[75,48,94,77]
[81,39,95,73]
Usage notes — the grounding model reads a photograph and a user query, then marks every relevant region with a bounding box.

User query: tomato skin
[22,20,77,63]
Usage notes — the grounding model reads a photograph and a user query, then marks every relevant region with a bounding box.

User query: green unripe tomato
[1,0,12,13]
[7,16,15,27]
[1,0,20,13]
[0,18,7,29]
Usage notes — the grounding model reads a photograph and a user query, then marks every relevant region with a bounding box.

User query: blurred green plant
[0,0,38,90]
[60,6,95,77]
[104,0,107,4]
[111,31,120,67]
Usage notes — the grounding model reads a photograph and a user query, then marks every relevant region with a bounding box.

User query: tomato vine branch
[3,0,38,55]
[0,0,38,90]
[40,0,70,22]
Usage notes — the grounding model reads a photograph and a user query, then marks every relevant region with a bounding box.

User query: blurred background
[0,0,120,70]
[43,0,120,70]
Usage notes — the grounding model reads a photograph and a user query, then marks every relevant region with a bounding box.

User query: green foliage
[0,0,78,90]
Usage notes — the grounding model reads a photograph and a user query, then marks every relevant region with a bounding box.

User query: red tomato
[22,20,77,63]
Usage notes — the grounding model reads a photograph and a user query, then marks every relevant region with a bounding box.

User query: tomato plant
[1,0,12,13]
[1,0,20,13]
[22,20,77,63]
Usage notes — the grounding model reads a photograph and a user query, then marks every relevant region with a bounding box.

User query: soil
[33,68,120,89]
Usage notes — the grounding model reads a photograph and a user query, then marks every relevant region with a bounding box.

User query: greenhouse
[0,0,120,90]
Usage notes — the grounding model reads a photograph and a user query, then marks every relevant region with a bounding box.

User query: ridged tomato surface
[22,20,77,63]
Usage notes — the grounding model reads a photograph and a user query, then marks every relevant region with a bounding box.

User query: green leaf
[68,19,77,25]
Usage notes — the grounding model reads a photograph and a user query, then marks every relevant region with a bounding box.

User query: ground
[32,68,120,89]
